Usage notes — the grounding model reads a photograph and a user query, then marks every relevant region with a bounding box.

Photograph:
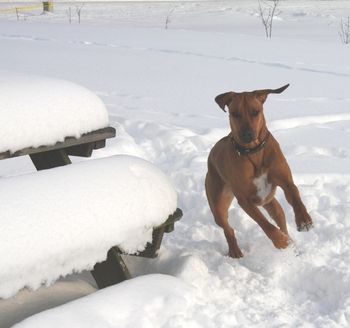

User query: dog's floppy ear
[254,84,289,104]
[215,92,235,112]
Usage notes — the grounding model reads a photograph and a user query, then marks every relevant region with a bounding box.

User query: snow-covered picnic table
[0,75,182,301]
[0,155,180,299]
[0,75,115,169]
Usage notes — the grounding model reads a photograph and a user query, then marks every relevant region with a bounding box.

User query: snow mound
[14,274,193,328]
[0,74,109,154]
[0,155,177,299]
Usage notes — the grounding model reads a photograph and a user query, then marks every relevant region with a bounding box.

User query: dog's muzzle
[239,130,256,144]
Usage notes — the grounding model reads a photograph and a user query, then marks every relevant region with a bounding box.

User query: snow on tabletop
[0,155,177,299]
[0,74,109,154]
[13,274,193,328]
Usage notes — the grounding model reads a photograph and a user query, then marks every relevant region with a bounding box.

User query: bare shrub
[258,0,280,38]
[76,3,84,24]
[339,16,350,44]
[165,7,176,30]
[67,7,72,24]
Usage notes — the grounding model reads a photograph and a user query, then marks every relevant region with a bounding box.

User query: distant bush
[258,0,280,38]
[339,16,350,44]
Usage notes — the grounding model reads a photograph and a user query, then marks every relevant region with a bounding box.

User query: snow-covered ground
[0,1,350,327]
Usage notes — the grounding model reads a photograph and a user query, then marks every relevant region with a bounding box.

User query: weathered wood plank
[129,208,183,258]
[30,149,71,170]
[136,226,166,259]
[163,208,183,233]
[91,247,131,289]
[65,143,95,157]
[0,127,116,160]
[91,209,183,288]
[94,140,106,150]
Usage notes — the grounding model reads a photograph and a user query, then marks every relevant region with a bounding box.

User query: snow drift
[13,274,193,328]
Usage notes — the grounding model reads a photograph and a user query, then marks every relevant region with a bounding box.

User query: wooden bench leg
[30,149,71,170]
[136,226,166,258]
[91,247,131,289]
[130,209,183,258]
[91,209,183,288]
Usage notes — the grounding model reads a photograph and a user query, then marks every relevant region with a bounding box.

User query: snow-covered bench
[0,75,182,299]
[0,74,115,170]
[0,155,181,299]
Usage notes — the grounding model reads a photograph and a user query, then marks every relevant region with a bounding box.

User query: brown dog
[205,84,313,258]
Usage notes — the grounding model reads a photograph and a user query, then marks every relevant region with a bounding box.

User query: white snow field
[0,74,109,153]
[0,155,177,299]
[1,0,350,327]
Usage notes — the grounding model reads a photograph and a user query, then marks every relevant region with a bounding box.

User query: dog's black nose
[240,130,255,144]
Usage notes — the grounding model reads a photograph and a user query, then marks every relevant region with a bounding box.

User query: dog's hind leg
[205,167,243,258]
[263,198,288,235]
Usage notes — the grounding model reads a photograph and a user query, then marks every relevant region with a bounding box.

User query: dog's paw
[297,220,313,232]
[228,247,244,258]
[296,212,313,231]
[270,228,290,249]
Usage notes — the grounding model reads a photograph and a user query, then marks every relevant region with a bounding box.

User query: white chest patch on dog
[253,173,272,202]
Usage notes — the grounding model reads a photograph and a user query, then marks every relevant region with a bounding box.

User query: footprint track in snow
[2,32,349,78]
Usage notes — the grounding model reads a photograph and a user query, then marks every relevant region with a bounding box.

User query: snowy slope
[0,1,350,327]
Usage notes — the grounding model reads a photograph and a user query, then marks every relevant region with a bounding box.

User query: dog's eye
[252,111,259,117]
[231,112,241,119]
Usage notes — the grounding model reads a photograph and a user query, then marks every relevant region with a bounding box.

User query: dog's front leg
[280,182,313,231]
[237,198,290,249]
[272,168,313,231]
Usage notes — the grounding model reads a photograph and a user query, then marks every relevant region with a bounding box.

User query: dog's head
[215,84,289,145]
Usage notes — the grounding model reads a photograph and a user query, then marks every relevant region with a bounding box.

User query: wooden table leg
[129,208,183,258]
[91,209,183,288]
[30,149,71,170]
[136,226,166,258]
[91,247,131,289]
